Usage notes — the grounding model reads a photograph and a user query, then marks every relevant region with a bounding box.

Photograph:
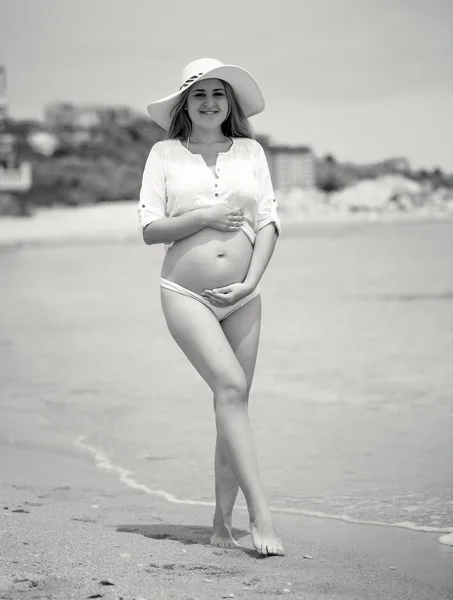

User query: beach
[1,206,453,599]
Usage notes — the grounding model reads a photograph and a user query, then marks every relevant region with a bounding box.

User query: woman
[138,58,284,556]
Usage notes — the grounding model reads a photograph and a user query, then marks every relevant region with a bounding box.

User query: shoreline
[77,435,453,538]
[1,412,453,599]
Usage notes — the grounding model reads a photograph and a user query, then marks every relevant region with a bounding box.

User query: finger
[202,294,223,306]
[203,290,226,300]
[204,290,230,301]
[203,294,225,304]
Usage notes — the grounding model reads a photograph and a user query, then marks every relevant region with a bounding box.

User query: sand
[1,424,453,600]
[1,206,453,599]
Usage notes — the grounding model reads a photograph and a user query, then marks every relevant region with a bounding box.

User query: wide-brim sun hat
[147,58,265,130]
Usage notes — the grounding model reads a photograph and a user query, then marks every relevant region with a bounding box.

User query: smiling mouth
[200,110,218,115]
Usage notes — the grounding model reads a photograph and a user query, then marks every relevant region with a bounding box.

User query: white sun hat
[146,58,265,130]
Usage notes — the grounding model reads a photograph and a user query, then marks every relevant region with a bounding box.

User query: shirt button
[215,193,219,197]
[214,184,218,187]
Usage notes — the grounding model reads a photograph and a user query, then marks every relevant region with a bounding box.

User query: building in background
[265,144,315,190]
[0,65,32,214]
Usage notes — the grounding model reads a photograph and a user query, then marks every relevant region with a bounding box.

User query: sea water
[1,219,452,539]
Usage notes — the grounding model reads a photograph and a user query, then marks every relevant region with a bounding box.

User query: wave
[76,436,453,544]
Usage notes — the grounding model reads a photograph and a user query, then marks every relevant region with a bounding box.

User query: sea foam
[76,436,453,545]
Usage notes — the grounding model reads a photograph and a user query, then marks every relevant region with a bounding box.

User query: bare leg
[212,363,283,556]
[211,296,261,547]
[211,435,240,547]
[161,289,284,556]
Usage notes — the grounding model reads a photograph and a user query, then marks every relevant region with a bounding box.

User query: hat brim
[146,65,265,130]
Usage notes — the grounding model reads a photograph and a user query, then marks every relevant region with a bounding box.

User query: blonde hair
[167,80,253,140]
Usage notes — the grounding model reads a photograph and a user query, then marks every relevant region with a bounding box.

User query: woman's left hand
[201,282,253,307]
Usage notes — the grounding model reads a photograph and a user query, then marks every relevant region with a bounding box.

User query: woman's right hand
[202,204,245,232]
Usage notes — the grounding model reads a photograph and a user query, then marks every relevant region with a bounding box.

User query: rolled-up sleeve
[255,143,281,236]
[138,145,167,229]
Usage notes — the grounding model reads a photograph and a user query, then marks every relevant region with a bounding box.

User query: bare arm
[243,223,279,290]
[142,204,245,245]
[143,208,208,245]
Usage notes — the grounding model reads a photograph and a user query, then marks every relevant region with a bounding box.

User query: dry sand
[0,201,451,249]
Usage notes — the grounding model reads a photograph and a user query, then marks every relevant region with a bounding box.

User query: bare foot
[210,523,239,548]
[250,517,285,556]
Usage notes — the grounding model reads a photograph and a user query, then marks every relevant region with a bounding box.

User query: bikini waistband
[241,222,256,244]
[160,277,260,298]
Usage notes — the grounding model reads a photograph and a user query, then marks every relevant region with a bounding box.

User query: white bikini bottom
[160,277,260,322]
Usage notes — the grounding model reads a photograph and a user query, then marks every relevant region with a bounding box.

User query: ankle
[248,505,273,525]
[214,509,232,526]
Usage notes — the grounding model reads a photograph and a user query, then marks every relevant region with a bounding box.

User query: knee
[214,373,248,407]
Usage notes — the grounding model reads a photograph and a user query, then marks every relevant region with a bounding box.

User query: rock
[303,554,313,559]
[99,579,115,586]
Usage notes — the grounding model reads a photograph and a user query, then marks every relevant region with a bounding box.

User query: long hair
[167,80,254,140]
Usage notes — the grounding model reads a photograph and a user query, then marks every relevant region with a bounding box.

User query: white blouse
[138,137,281,249]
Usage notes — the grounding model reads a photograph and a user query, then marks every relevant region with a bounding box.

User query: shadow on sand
[116,523,261,557]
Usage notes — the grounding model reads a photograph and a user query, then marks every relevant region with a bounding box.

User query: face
[185,78,229,130]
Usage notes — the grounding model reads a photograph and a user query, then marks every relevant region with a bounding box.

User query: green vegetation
[5,116,165,207]
[315,154,452,193]
[2,116,451,213]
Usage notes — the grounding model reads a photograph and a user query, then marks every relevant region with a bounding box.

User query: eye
[214,92,225,96]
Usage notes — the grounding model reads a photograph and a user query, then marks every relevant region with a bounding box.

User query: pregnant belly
[161,227,253,294]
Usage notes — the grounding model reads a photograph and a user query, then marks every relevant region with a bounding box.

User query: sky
[1,0,452,171]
